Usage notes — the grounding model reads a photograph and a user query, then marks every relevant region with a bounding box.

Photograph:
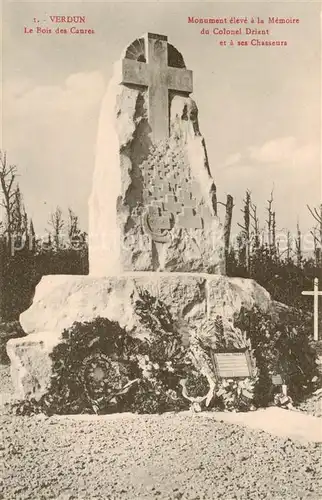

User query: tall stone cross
[118,32,193,142]
[302,277,322,341]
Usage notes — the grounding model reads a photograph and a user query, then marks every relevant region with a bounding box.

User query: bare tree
[266,188,276,258]
[0,152,32,257]
[29,219,36,253]
[217,194,234,267]
[250,200,260,250]
[0,152,17,251]
[286,230,293,262]
[308,204,322,267]
[311,227,321,267]
[272,211,276,254]
[307,204,322,243]
[67,207,86,249]
[295,219,302,268]
[238,190,251,272]
[48,206,64,251]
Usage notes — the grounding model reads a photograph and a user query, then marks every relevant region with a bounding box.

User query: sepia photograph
[1,1,322,498]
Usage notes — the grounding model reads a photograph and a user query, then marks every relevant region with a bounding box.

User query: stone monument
[7,33,279,400]
[89,32,224,275]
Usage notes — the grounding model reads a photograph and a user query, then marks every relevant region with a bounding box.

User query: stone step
[193,407,322,443]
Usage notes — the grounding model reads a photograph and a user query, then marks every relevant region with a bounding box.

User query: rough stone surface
[6,331,61,400]
[19,274,272,337]
[88,33,225,275]
[8,273,274,399]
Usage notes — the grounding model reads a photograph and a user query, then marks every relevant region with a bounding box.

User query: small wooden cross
[302,278,322,341]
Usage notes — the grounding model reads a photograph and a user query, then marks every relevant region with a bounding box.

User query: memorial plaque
[271,374,283,386]
[211,351,253,378]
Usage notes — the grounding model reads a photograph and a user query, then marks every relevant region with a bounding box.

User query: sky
[1,0,321,249]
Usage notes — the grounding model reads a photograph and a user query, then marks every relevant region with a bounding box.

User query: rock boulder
[8,273,275,400]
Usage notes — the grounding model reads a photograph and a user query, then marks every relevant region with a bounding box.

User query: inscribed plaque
[211,351,253,378]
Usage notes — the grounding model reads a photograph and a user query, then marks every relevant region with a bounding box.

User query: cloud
[3,71,105,118]
[2,72,106,233]
[222,152,242,168]
[248,136,318,167]
[219,137,319,180]
[217,136,320,236]
[220,136,319,176]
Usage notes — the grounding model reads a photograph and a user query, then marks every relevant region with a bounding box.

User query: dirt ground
[1,365,322,500]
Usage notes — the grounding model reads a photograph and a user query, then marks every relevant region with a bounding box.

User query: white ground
[1,365,322,500]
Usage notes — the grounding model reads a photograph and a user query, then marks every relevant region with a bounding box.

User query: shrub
[124,378,188,414]
[235,306,318,406]
[12,317,143,415]
[11,295,317,416]
[123,290,193,413]
[12,292,193,416]
[194,318,259,411]
[215,377,257,411]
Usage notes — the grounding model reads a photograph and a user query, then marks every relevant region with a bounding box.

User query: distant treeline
[0,152,88,321]
[1,152,321,321]
[224,189,322,312]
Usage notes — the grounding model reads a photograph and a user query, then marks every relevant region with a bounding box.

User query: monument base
[7,273,278,400]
